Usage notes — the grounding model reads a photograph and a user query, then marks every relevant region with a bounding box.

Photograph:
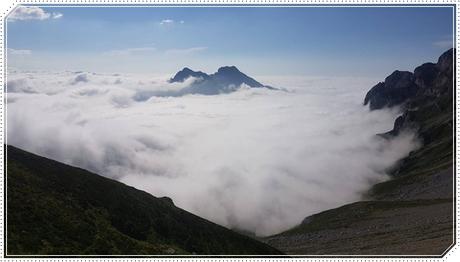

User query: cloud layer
[6,71,419,236]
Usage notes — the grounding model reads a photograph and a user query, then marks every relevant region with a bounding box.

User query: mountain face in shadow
[6,145,283,255]
[169,67,210,83]
[265,49,454,255]
[167,66,268,96]
[364,71,418,110]
[364,48,454,111]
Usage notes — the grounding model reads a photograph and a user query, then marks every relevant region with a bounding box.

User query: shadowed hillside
[6,145,283,256]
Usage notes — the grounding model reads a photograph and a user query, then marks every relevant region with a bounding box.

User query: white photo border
[0,0,457,260]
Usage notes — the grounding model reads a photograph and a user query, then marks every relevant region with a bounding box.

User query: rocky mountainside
[364,49,453,112]
[6,145,283,256]
[364,70,418,110]
[168,66,270,95]
[265,49,454,255]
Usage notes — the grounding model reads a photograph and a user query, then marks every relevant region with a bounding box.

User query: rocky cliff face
[364,48,454,112]
[364,71,418,110]
[384,49,454,141]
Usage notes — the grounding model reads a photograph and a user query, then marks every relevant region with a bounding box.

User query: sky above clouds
[7,5,454,77]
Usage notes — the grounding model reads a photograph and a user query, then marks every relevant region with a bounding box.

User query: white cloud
[52,12,63,19]
[159,19,185,26]
[160,19,175,25]
[433,39,453,49]
[164,47,208,56]
[6,71,419,236]
[103,47,157,56]
[102,46,205,58]
[8,48,32,55]
[8,6,63,21]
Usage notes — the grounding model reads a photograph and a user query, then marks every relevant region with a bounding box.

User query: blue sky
[7,6,454,77]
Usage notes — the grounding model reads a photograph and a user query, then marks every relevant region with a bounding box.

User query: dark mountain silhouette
[6,145,283,255]
[364,71,418,110]
[169,66,264,87]
[266,49,454,255]
[210,66,265,88]
[364,49,454,111]
[169,67,210,83]
[167,66,269,95]
[132,66,273,101]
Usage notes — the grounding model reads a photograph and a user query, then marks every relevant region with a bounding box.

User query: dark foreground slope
[6,145,282,256]
[265,49,454,255]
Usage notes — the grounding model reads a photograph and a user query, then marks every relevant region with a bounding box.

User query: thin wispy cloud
[433,39,453,49]
[159,19,185,26]
[8,48,32,55]
[159,19,175,25]
[52,12,63,19]
[164,47,208,56]
[103,47,157,56]
[8,6,63,21]
[102,46,205,58]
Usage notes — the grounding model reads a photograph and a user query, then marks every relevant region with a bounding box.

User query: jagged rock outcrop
[364,49,454,112]
[413,63,438,90]
[364,71,418,110]
[385,48,454,139]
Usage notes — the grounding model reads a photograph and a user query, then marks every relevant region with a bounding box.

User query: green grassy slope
[6,145,283,256]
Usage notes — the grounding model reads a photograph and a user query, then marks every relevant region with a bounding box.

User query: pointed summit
[217,66,240,74]
[169,67,210,83]
[213,66,264,88]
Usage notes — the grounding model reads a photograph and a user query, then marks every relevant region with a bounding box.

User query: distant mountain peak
[212,66,264,88]
[217,66,240,73]
[169,67,209,83]
[165,66,269,96]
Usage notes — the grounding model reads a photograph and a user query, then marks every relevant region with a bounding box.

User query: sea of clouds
[6,70,419,236]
